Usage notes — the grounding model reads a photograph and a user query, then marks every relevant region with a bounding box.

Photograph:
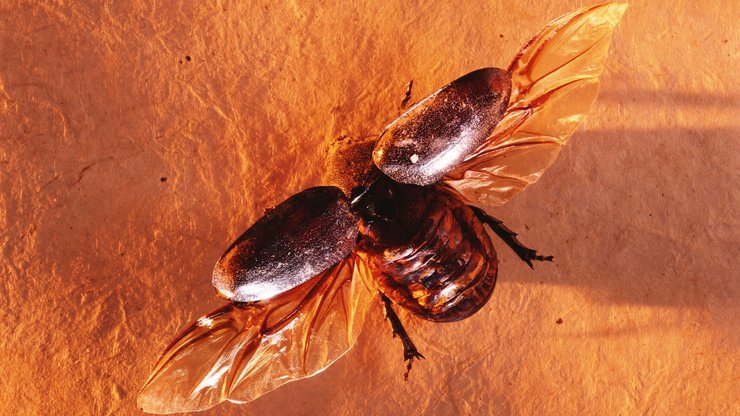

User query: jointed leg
[470,206,553,269]
[399,80,414,110]
[380,292,424,380]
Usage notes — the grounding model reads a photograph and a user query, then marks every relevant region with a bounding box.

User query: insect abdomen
[359,188,498,322]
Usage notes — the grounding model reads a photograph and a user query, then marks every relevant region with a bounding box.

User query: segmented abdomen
[358,188,498,322]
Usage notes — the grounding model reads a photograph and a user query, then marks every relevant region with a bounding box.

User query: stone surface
[0,1,737,415]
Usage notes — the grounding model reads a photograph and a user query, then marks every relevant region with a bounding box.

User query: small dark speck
[556,318,563,324]
[179,60,183,64]
[722,39,728,43]
[499,34,504,38]
[185,55,192,61]
[661,193,665,197]
[160,177,167,182]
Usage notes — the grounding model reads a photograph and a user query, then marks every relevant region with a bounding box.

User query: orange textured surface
[1,1,738,415]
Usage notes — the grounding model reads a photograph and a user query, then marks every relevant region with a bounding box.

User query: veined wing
[443,3,627,207]
[137,256,373,414]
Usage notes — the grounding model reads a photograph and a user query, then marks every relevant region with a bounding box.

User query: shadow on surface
[496,125,739,308]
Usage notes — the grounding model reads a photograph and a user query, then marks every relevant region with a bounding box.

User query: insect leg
[399,80,414,110]
[380,292,425,380]
[470,206,553,269]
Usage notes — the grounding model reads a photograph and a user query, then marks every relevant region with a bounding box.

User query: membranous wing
[443,3,627,207]
[137,256,373,414]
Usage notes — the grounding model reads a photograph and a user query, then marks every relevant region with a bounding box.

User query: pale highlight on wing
[443,3,627,207]
[137,256,373,414]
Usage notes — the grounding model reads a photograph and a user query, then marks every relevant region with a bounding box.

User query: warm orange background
[1,1,737,415]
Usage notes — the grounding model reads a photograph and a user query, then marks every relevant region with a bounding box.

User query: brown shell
[373,68,511,186]
[213,186,357,302]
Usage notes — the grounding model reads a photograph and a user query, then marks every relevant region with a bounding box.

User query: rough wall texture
[0,1,737,415]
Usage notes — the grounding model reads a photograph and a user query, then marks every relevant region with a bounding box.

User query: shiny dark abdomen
[358,188,498,322]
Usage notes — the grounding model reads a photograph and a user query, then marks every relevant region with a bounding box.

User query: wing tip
[594,2,629,26]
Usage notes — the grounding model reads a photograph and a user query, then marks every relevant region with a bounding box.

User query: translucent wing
[442,3,627,207]
[137,256,373,414]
